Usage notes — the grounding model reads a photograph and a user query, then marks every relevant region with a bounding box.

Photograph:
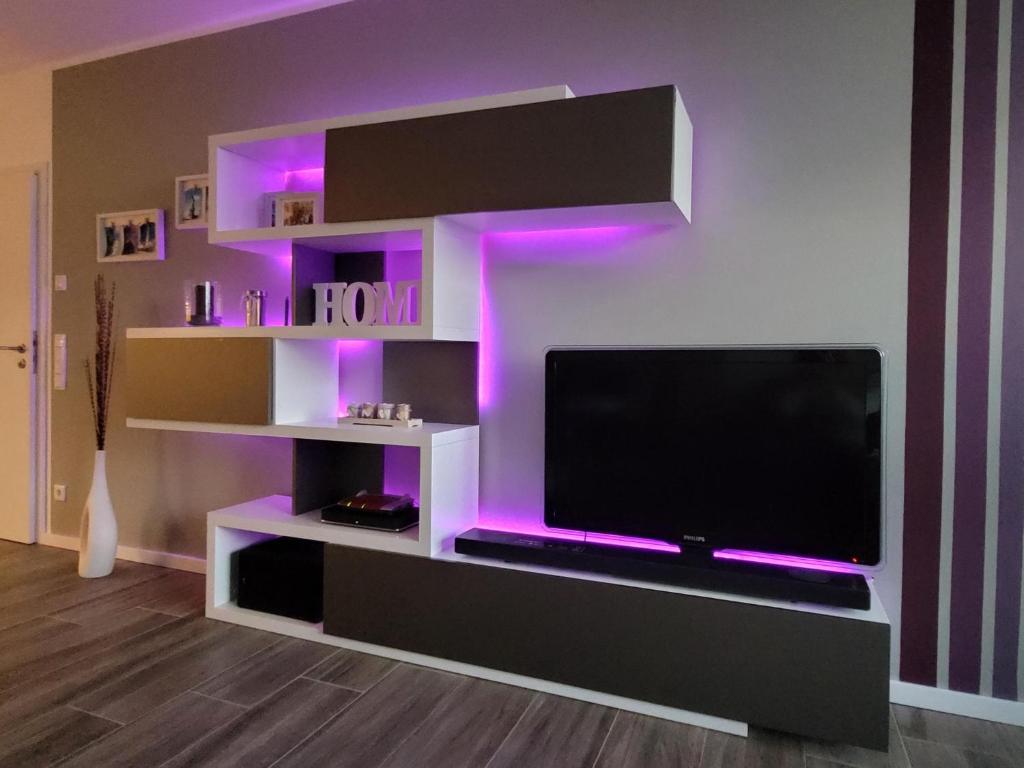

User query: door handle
[0,344,27,353]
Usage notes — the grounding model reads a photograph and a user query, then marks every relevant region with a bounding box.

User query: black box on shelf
[236,537,324,622]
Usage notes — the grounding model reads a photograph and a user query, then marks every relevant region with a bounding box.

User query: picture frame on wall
[96,209,165,262]
[175,174,209,229]
[263,191,323,228]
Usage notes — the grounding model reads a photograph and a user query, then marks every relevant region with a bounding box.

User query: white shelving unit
[149,416,479,558]
[149,215,481,342]
[208,495,419,558]
[205,418,477,590]
[202,83,693,344]
[205,419,478,564]
[208,86,574,242]
[127,86,694,714]
[207,83,692,250]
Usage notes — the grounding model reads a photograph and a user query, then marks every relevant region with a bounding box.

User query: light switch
[54,274,67,291]
[53,334,67,390]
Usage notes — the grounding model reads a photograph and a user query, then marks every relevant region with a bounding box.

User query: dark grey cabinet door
[324,86,679,222]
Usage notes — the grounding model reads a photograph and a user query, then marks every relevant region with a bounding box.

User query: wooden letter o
[341,282,376,326]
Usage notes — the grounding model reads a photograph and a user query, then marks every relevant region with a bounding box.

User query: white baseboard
[37,532,206,574]
[36,532,78,551]
[116,544,206,574]
[891,681,1024,727]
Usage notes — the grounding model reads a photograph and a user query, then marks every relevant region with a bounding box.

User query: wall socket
[53,484,66,502]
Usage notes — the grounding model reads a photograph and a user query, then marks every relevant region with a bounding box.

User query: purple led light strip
[476,523,681,553]
[712,549,862,575]
[478,520,863,573]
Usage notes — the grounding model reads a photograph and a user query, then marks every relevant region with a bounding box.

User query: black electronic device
[454,527,870,610]
[321,503,420,532]
[545,347,883,566]
[236,537,323,622]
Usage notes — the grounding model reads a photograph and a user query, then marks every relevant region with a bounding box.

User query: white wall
[0,67,52,169]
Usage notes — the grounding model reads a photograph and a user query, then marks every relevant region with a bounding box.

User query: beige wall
[51,0,913,668]
[0,67,51,169]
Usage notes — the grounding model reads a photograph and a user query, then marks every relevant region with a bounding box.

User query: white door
[0,167,39,543]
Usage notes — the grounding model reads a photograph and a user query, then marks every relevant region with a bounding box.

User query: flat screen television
[544,347,883,566]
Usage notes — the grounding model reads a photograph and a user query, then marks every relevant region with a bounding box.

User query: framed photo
[96,209,165,262]
[175,174,209,229]
[264,191,323,228]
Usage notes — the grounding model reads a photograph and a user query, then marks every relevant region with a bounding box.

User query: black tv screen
[544,347,882,565]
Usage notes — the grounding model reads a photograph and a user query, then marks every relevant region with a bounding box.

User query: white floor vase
[79,449,117,578]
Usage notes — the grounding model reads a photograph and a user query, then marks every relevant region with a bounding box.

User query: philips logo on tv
[682,534,707,543]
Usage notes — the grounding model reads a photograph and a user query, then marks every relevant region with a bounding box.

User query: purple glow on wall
[577,530,681,553]
[385,250,422,281]
[284,167,325,192]
[384,250,423,325]
[337,339,381,413]
[483,225,644,259]
[713,549,863,575]
[255,240,294,262]
[337,339,374,351]
[486,224,634,242]
[477,223,657,409]
[478,252,494,410]
[383,445,419,500]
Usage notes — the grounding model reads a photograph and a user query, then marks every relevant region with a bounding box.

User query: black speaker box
[236,537,324,622]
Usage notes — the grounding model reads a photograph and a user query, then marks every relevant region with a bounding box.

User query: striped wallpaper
[902,0,1023,701]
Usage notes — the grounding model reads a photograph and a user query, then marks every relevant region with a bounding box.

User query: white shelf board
[127,417,478,448]
[126,324,476,342]
[210,203,688,257]
[209,219,427,255]
[208,602,323,638]
[449,200,688,233]
[210,494,422,555]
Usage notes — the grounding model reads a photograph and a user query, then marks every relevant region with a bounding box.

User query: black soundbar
[454,528,870,610]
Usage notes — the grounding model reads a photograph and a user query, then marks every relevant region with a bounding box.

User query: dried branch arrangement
[85,275,117,451]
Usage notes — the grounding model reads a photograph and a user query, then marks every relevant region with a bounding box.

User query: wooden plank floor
[0,540,1021,767]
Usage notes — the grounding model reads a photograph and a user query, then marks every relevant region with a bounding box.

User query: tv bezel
[542,344,886,569]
